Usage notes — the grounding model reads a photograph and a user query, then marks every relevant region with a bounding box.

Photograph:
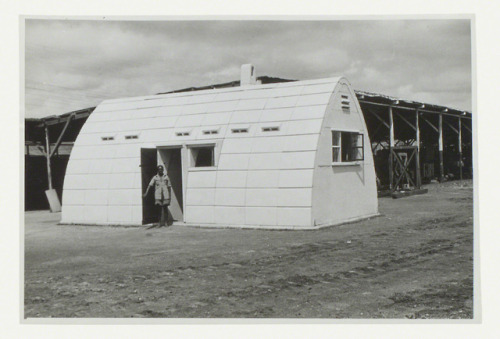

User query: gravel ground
[24,180,473,319]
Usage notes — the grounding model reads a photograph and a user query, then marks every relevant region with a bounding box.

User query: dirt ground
[24,181,474,319]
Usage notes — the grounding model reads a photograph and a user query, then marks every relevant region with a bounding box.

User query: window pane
[332,147,341,162]
[332,131,341,146]
[193,147,214,167]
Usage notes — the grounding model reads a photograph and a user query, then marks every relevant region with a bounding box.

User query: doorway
[141,148,158,224]
[158,147,184,222]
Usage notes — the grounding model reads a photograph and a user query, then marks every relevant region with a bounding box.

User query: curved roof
[72,77,343,152]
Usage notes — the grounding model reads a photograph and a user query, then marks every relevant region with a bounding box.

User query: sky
[24,19,472,119]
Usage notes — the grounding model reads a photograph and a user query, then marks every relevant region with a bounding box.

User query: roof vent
[240,64,257,86]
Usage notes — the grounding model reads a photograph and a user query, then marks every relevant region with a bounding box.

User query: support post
[438,113,444,182]
[458,117,463,184]
[44,124,61,212]
[415,110,421,188]
[44,124,53,190]
[389,106,395,191]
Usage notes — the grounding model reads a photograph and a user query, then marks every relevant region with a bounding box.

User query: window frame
[188,144,216,168]
[331,130,364,165]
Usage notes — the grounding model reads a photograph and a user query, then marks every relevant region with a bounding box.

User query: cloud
[25,19,472,118]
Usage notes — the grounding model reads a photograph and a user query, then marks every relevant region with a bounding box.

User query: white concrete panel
[132,205,143,224]
[287,119,323,135]
[236,98,267,110]
[251,136,285,153]
[108,189,137,206]
[214,91,243,102]
[63,174,88,190]
[188,93,217,104]
[162,96,189,106]
[215,188,246,206]
[202,112,231,125]
[245,189,278,207]
[83,205,108,223]
[66,159,91,174]
[62,190,86,206]
[110,157,140,173]
[265,96,299,109]
[248,153,282,170]
[187,170,217,188]
[278,169,314,188]
[133,172,143,189]
[175,114,203,127]
[142,128,174,143]
[114,144,141,158]
[84,189,109,206]
[61,206,85,223]
[107,205,133,223]
[86,173,111,189]
[297,92,332,106]
[289,105,327,120]
[284,134,319,152]
[88,159,113,174]
[154,105,184,116]
[259,108,292,122]
[215,170,247,188]
[186,188,215,206]
[229,110,262,124]
[152,116,178,129]
[277,207,311,226]
[246,170,280,188]
[109,173,136,189]
[214,206,245,225]
[185,206,215,224]
[245,207,277,226]
[280,151,316,169]
[269,86,303,97]
[217,154,249,170]
[277,188,312,207]
[300,83,336,95]
[205,100,239,113]
[220,137,253,154]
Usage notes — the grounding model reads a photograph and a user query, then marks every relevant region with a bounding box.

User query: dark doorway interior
[141,148,158,224]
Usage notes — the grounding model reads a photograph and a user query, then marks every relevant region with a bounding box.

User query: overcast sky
[25,19,472,119]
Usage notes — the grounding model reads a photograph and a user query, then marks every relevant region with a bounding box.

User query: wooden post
[389,106,395,191]
[438,113,444,182]
[458,117,463,184]
[415,110,421,188]
[44,124,53,190]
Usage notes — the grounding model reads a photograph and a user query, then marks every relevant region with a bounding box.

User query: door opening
[158,147,184,222]
[141,148,158,224]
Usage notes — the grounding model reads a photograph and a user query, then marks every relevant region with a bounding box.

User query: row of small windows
[102,135,138,141]
[102,126,281,141]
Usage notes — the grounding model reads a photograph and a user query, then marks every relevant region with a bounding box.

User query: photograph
[23,18,474,320]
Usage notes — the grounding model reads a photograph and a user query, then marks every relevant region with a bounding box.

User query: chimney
[240,64,257,86]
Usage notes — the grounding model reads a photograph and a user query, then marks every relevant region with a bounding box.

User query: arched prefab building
[61,70,378,229]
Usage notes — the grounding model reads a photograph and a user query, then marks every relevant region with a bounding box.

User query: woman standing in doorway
[143,165,172,227]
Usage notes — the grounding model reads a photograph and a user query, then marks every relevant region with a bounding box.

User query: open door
[158,147,184,222]
[141,148,158,225]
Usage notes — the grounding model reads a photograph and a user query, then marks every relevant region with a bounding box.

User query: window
[176,131,190,137]
[203,130,219,135]
[190,146,215,167]
[262,126,280,132]
[101,136,114,141]
[332,131,364,163]
[125,135,138,140]
[231,128,248,134]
